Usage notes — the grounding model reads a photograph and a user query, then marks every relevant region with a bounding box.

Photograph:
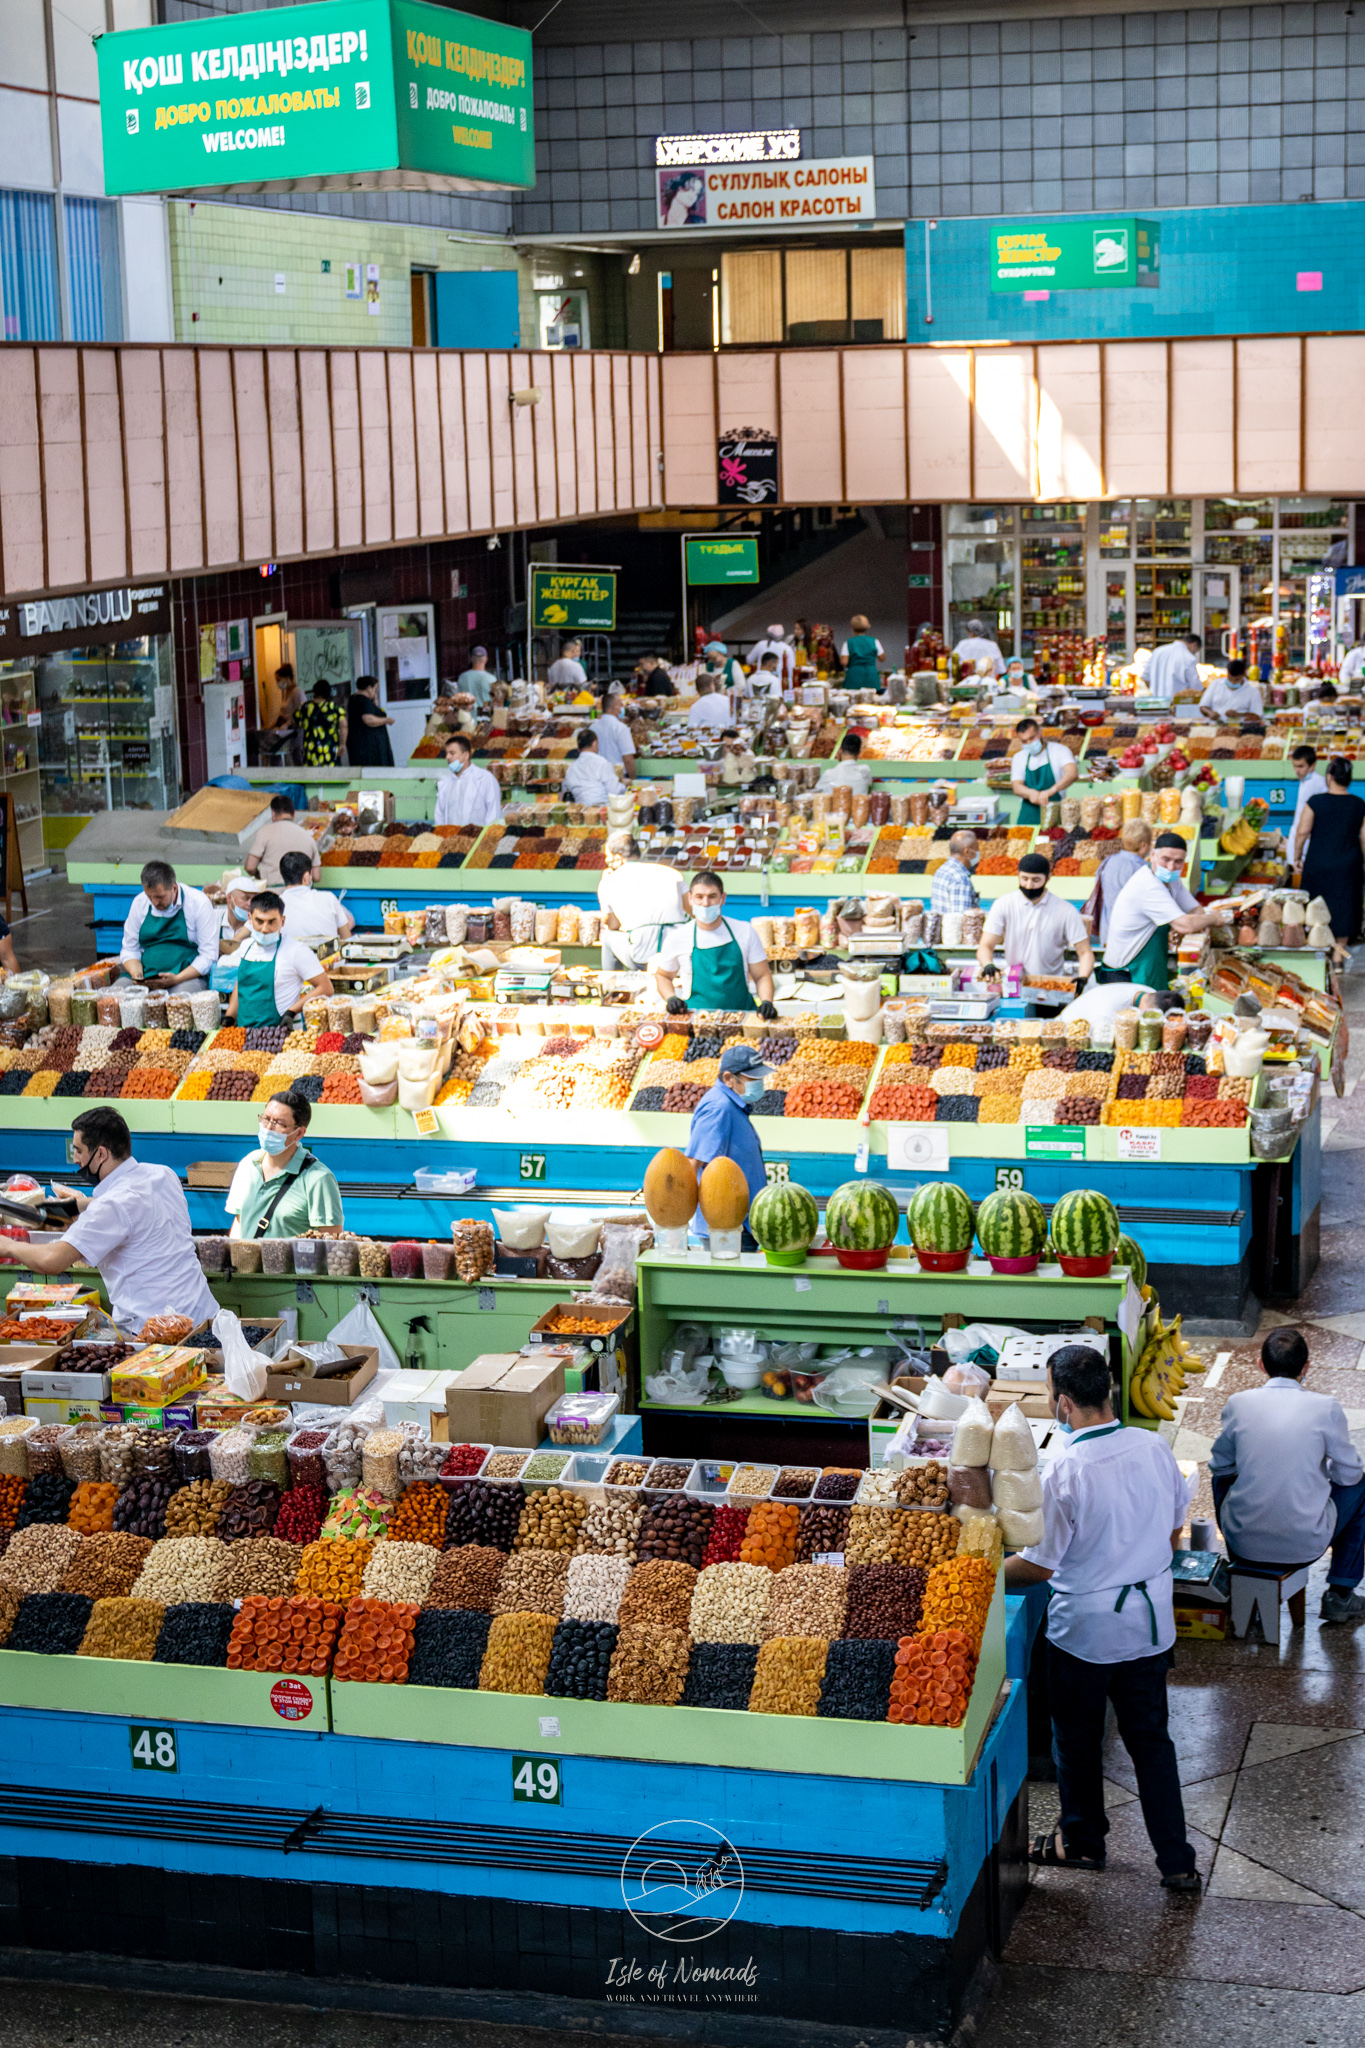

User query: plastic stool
[1228,1560,1311,1639]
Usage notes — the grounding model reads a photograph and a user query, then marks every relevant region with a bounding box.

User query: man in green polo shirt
[225,1089,344,1242]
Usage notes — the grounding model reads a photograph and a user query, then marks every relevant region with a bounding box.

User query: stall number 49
[512,1755,561,1803]
[129,1725,177,1773]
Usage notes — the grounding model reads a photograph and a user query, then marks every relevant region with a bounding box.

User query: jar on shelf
[259,1238,294,1276]
[228,1240,263,1274]
[291,1236,325,1275]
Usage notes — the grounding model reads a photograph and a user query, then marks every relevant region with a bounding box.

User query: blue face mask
[695,902,722,926]
[742,1078,764,1103]
[1155,865,1179,888]
[254,929,282,951]
[447,757,463,775]
[1057,1415,1075,1436]
[258,1125,290,1156]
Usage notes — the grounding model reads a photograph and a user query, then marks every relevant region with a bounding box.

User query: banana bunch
[1128,1313,1205,1420]
[1218,817,1259,857]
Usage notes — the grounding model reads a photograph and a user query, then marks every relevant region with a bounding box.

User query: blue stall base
[0,1681,1028,2044]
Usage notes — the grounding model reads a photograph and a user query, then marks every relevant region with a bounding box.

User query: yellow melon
[698,1156,751,1232]
[643,1148,698,1229]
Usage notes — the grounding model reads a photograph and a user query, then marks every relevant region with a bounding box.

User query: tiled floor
[982,951,1365,2043]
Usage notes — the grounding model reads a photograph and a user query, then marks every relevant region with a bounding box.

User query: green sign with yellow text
[685,537,760,586]
[95,0,532,197]
[991,217,1160,292]
[530,568,617,632]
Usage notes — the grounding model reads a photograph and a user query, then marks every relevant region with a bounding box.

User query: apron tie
[1114,1580,1159,1646]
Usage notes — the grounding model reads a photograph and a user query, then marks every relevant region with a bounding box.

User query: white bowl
[720,1360,764,1391]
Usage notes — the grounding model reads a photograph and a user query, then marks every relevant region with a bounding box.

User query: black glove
[978,962,1000,980]
[757,1000,778,1021]
[665,996,689,1016]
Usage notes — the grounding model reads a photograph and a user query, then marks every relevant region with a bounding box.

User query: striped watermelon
[749,1181,820,1263]
[907,1180,975,1255]
[1116,1232,1148,1289]
[825,1180,900,1251]
[1049,1188,1121,1260]
[976,1188,1048,1260]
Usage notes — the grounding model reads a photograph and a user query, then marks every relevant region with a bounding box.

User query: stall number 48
[129,1725,177,1772]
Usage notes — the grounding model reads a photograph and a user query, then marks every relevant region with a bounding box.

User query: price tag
[764,1161,790,1184]
[813,1552,845,1567]
[129,1725,178,1773]
[995,1166,1024,1192]
[477,1286,495,1311]
[519,1151,547,1182]
[411,1107,439,1137]
[794,1276,812,1292]
[512,1755,562,1804]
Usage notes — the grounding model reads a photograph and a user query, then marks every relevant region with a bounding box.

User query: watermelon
[907,1180,975,1254]
[1115,1232,1148,1289]
[749,1181,819,1265]
[976,1188,1047,1260]
[825,1180,900,1251]
[1049,1188,1121,1260]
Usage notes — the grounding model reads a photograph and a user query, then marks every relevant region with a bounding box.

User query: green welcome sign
[991,216,1160,293]
[96,0,533,197]
[530,568,617,632]
[685,537,761,586]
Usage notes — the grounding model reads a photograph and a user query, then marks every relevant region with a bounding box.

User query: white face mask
[695,902,723,926]
[254,929,282,951]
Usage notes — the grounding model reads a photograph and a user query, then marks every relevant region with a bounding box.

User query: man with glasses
[226,1089,344,1242]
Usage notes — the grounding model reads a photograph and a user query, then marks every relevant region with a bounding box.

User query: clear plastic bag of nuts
[451,1218,494,1283]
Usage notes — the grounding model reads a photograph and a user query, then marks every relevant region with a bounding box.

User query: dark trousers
[1048,1640,1196,1878]
[1212,1470,1365,1587]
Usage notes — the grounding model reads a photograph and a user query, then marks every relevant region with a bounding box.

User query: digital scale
[341,937,413,965]
[947,792,999,826]
[494,969,554,1003]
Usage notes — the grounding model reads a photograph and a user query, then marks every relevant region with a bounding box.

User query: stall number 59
[995,1167,1024,1192]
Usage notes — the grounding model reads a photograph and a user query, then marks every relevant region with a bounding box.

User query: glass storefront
[29,636,179,819]
[944,498,1353,664]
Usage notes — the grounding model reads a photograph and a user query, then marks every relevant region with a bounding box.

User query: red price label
[270,1678,314,1723]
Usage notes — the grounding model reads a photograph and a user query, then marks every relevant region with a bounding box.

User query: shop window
[1278,498,1351,530]
[0,187,59,341]
[949,505,1014,534]
[1098,501,1131,558]
[33,637,178,820]
[720,249,782,345]
[1020,504,1084,529]
[64,196,121,342]
[785,247,847,342]
[1205,498,1273,531]
[1134,499,1192,558]
[850,247,905,342]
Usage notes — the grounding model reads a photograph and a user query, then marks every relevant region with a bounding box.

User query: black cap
[1018,852,1051,878]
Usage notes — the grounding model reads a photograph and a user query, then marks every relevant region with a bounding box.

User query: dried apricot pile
[888,1629,977,1726]
[739,1501,800,1571]
[226,1594,342,1674]
[333,1596,419,1683]
[919,1555,996,1655]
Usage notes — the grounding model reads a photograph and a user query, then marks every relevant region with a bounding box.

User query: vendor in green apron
[653,871,778,1018]
[225,891,333,1030]
[840,614,884,693]
[1010,718,1079,827]
[1100,833,1246,988]
[119,860,219,991]
[226,1088,344,1242]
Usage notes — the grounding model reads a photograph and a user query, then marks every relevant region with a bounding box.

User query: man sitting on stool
[1210,1326,1365,1625]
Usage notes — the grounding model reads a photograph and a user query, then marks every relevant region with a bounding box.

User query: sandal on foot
[1030,1829,1106,1871]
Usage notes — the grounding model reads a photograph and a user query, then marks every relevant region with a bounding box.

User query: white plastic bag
[327,1298,402,1377]
[991,1466,1043,1514]
[951,1397,995,1468]
[212,1308,271,1403]
[941,1323,1022,1369]
[989,1402,1038,1473]
[997,1503,1045,1549]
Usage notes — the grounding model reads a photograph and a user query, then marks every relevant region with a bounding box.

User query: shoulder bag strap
[253,1150,317,1239]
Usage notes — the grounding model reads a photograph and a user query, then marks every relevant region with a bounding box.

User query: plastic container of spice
[421,1242,453,1281]
[259,1238,294,1276]
[286,1427,330,1489]
[291,1236,324,1275]
[229,1239,263,1274]
[195,1235,231,1275]
[388,1240,424,1280]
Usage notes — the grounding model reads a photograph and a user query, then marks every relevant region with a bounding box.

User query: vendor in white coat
[952,619,1006,677]
[977,853,1095,981]
[434,733,503,829]
[1288,744,1328,868]
[815,734,873,796]
[590,693,637,781]
[1009,717,1078,826]
[120,860,221,991]
[1102,833,1247,989]
[748,625,795,690]
[687,679,734,733]
[1145,633,1203,702]
[597,831,688,972]
[562,729,622,805]
[1199,659,1265,721]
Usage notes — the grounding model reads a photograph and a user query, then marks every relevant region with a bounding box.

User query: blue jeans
[1212,1472,1365,1588]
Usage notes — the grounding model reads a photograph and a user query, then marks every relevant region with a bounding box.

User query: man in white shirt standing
[1199,659,1265,721]
[597,831,688,971]
[591,693,637,781]
[119,860,220,992]
[1211,1325,1365,1624]
[278,851,355,946]
[951,618,1005,676]
[226,893,333,1029]
[434,733,503,829]
[1337,641,1365,688]
[1010,717,1079,825]
[1288,744,1328,867]
[562,729,622,804]
[815,734,873,796]
[748,625,794,690]
[1006,1345,1200,1888]
[1145,633,1203,702]
[977,854,1095,980]
[547,638,588,693]
[1103,833,1245,989]
[687,679,734,733]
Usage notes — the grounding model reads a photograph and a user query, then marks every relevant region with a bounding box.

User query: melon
[825,1179,901,1251]
[976,1188,1047,1260]
[1115,1231,1148,1289]
[1049,1188,1121,1260]
[643,1147,698,1229]
[749,1180,819,1258]
[698,1155,752,1232]
[907,1180,975,1254]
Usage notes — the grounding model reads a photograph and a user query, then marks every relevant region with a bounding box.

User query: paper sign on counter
[1117,1128,1162,1162]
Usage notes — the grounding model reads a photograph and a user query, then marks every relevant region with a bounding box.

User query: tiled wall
[166,202,535,347]
[518,4,1365,236]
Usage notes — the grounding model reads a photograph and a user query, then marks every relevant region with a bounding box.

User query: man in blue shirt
[685,1045,773,1245]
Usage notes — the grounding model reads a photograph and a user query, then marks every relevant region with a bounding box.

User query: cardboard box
[186,1162,239,1190]
[193,1380,293,1430]
[1174,1605,1228,1641]
[99,1376,209,1430]
[446,1352,566,1449]
[109,1346,206,1406]
[0,1342,60,1414]
[5,1284,99,1313]
[23,1364,112,1401]
[381,1369,462,1429]
[26,1396,106,1425]
[265,1346,378,1407]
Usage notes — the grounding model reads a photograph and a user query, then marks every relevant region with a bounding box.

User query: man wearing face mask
[226,1089,343,1242]
[0,1108,217,1335]
[685,1045,775,1242]
[435,732,503,828]
[1005,1344,1200,1891]
[226,892,333,1030]
[930,830,982,917]
[654,871,776,1016]
[1010,717,1078,826]
[1102,832,1248,990]
[977,854,1095,982]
